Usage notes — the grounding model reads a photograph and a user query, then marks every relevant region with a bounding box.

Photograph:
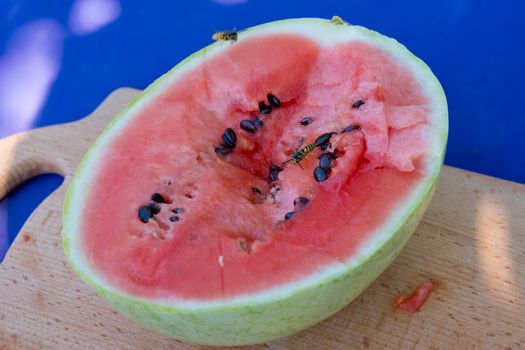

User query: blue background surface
[1,0,524,261]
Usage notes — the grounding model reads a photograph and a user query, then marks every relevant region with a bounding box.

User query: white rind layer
[62,17,448,345]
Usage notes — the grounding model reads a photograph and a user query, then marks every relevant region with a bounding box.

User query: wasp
[288,143,316,168]
[283,132,337,168]
[331,15,346,25]
[212,31,238,42]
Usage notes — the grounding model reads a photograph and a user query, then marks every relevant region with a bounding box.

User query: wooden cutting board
[0,88,524,350]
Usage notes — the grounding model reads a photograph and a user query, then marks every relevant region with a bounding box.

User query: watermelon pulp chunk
[82,35,432,300]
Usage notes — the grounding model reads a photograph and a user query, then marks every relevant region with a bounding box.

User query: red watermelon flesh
[81,35,432,300]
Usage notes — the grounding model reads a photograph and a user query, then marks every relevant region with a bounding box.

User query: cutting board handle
[0,125,72,200]
[0,87,140,201]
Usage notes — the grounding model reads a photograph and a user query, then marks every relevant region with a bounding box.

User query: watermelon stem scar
[63,17,448,346]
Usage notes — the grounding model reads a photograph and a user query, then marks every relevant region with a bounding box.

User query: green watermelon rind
[62,17,447,346]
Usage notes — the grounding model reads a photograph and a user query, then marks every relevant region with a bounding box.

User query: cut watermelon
[62,17,447,345]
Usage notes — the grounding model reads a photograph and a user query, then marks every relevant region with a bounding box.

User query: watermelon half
[62,17,447,345]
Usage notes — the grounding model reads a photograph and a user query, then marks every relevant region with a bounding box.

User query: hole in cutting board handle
[0,174,64,263]
[0,141,67,263]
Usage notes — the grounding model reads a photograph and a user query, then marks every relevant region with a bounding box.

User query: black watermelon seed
[225,127,237,142]
[221,128,237,149]
[320,143,331,151]
[313,166,328,182]
[240,119,257,133]
[267,93,281,108]
[151,193,165,203]
[221,137,235,149]
[252,117,264,129]
[319,153,333,169]
[148,202,161,214]
[138,206,153,223]
[169,215,180,222]
[293,196,310,206]
[300,117,312,126]
[352,100,365,109]
[172,207,184,214]
[258,101,272,115]
[284,212,294,220]
[342,124,361,133]
[215,145,231,156]
[268,165,284,182]
[314,132,336,147]
[251,187,262,195]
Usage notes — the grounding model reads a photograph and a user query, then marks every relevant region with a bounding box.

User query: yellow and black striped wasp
[284,132,337,169]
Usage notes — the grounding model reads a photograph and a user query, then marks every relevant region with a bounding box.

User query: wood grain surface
[0,88,524,350]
